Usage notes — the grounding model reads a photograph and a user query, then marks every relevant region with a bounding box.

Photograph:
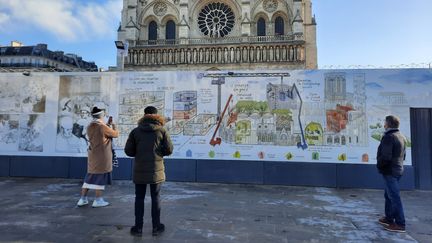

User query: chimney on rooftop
[11,41,23,47]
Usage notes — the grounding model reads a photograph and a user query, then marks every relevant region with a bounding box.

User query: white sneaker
[92,199,109,208]
[77,198,89,207]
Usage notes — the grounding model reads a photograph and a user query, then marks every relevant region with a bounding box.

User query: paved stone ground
[0,178,431,243]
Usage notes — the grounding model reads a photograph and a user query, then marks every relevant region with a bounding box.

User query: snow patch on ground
[183,228,237,241]
[162,183,210,201]
[298,217,352,229]
[312,188,418,242]
[0,221,49,228]
[30,183,77,196]
[0,180,14,186]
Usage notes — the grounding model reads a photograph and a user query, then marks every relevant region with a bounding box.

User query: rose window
[198,2,235,38]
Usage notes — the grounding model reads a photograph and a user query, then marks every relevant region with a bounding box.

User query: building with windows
[117,0,317,71]
[324,72,346,102]
[0,42,98,73]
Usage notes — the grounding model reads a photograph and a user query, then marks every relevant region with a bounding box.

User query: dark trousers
[383,175,405,226]
[134,183,162,229]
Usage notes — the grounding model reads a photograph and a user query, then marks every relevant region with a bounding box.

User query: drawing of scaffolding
[203,72,308,149]
[117,91,165,146]
[183,114,216,136]
[170,91,198,134]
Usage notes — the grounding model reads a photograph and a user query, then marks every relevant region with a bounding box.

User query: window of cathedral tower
[271,11,292,35]
[148,21,158,43]
[197,2,235,38]
[137,0,180,41]
[257,18,266,36]
[275,16,284,35]
[253,12,269,36]
[140,14,160,41]
[166,20,176,40]
[161,15,178,41]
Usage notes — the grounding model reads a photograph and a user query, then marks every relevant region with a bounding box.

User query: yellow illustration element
[305,122,323,146]
[235,120,251,144]
[338,153,347,161]
[233,151,241,158]
[285,152,293,160]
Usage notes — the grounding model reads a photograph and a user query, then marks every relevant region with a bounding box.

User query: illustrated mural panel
[0,75,49,153]
[56,75,112,153]
[1,69,432,165]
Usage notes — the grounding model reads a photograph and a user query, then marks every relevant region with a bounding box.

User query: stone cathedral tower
[117,0,317,71]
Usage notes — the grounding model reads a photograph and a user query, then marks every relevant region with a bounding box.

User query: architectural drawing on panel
[56,75,110,152]
[18,114,43,152]
[0,80,20,112]
[21,79,47,113]
[370,91,410,143]
[219,82,304,147]
[169,90,216,136]
[171,91,198,134]
[117,91,165,146]
[183,114,216,136]
[324,72,368,147]
[0,114,19,151]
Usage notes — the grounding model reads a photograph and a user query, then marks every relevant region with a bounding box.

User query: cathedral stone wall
[117,0,317,71]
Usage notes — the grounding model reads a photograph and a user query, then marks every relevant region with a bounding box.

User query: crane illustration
[203,72,308,149]
[209,94,233,146]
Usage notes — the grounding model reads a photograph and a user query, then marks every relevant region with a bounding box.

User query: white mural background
[1,69,431,165]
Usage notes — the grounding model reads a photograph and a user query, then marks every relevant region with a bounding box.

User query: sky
[1,0,432,70]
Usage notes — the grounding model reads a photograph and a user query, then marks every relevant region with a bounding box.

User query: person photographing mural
[76,107,119,208]
[124,106,173,237]
[376,115,406,233]
[107,116,119,167]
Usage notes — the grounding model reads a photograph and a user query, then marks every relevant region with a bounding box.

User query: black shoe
[152,224,165,236]
[130,226,143,237]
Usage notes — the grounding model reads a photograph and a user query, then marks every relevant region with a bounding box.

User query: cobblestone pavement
[0,178,431,243]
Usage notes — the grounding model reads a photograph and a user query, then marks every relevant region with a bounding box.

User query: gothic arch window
[198,2,235,38]
[166,20,176,40]
[257,17,266,36]
[148,21,158,42]
[275,16,284,35]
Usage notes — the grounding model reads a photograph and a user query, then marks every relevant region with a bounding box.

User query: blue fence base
[0,156,415,189]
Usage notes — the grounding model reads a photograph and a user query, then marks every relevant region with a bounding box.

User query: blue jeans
[383,175,405,226]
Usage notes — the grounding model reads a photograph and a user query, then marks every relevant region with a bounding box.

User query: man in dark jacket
[124,106,173,237]
[376,115,406,233]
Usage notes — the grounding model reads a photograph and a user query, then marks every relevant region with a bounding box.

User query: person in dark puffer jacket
[124,106,173,237]
[376,115,407,233]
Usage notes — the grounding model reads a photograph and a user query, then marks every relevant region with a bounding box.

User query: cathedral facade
[117,0,317,71]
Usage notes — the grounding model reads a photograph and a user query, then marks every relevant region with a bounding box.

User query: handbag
[112,148,119,167]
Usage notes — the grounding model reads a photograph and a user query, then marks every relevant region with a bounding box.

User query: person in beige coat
[77,106,119,208]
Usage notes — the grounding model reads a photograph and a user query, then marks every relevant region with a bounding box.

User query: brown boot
[378,217,393,227]
[384,223,406,233]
